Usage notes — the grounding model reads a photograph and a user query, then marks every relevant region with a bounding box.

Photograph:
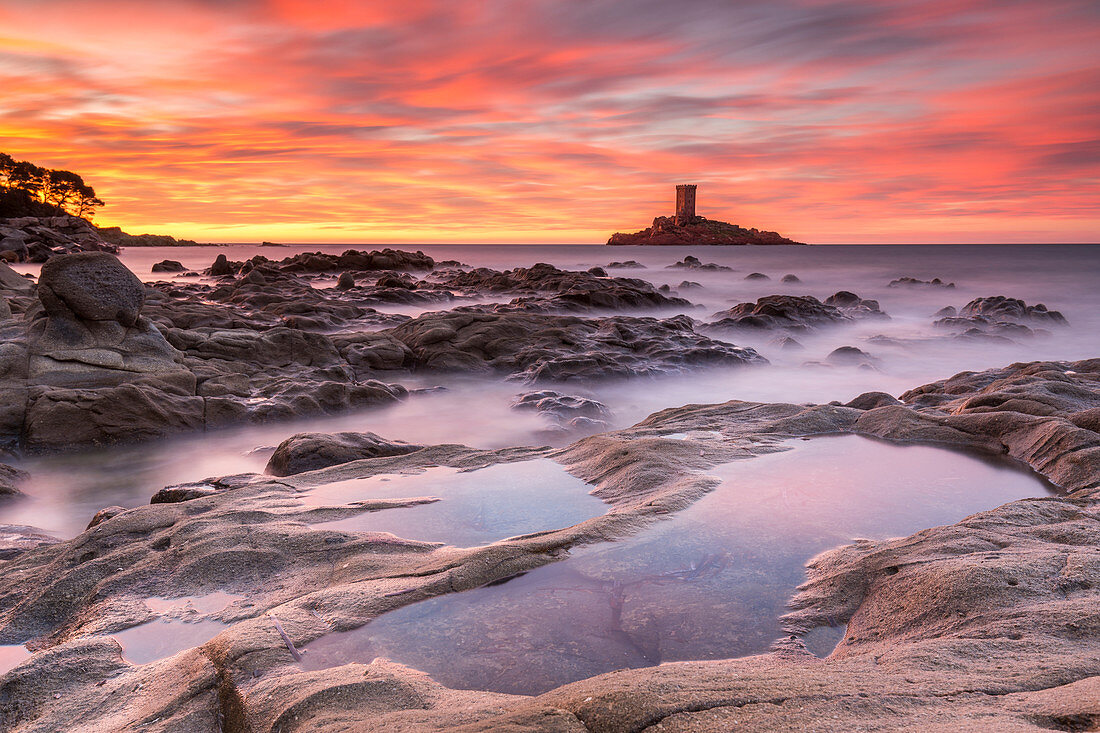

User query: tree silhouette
[0,153,105,219]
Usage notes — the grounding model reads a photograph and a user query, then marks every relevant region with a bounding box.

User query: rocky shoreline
[1,237,1068,452]
[0,228,1094,732]
[0,358,1094,731]
[0,215,198,263]
[0,247,779,452]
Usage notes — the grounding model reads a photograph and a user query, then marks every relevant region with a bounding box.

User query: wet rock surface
[665,256,731,272]
[707,292,886,333]
[434,262,691,313]
[0,358,1094,731]
[150,259,185,273]
[889,275,955,288]
[934,295,1068,340]
[511,390,613,432]
[387,310,766,382]
[0,524,59,561]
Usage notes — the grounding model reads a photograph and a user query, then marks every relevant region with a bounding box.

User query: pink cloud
[0,0,1096,242]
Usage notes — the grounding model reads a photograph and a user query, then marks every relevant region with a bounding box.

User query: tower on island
[675,184,697,224]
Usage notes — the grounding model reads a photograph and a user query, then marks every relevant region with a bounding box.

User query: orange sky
[1,0,1098,243]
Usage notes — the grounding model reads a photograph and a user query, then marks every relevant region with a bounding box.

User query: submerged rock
[961,295,1066,324]
[665,255,732,272]
[511,390,610,419]
[933,296,1067,340]
[266,431,424,476]
[708,292,885,333]
[150,260,185,273]
[825,345,877,367]
[772,335,805,351]
[436,263,691,313]
[889,276,955,288]
[823,290,885,319]
[277,248,434,273]
[335,272,356,290]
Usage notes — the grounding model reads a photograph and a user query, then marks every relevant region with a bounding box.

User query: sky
[1,0,1098,244]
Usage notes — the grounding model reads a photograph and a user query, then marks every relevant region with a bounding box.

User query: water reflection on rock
[300,436,1055,695]
[305,459,607,547]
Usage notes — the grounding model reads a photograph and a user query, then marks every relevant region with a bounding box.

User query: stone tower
[675,184,697,224]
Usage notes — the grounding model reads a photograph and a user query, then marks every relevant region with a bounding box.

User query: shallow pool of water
[298,435,1055,694]
[111,618,228,665]
[0,644,31,676]
[305,459,607,547]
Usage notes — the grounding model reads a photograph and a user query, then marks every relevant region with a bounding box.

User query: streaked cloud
[1,0,1097,242]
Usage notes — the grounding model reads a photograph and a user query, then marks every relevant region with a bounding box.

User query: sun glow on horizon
[2,0,1098,244]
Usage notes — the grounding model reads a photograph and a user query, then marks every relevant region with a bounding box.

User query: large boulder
[28,253,188,388]
[266,431,423,476]
[708,295,848,332]
[37,252,144,326]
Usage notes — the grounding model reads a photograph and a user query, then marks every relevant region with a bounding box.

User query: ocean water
[3,243,1097,539]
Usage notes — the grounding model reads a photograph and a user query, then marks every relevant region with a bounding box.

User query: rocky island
[608,185,804,246]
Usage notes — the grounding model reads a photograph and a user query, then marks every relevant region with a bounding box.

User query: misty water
[1,243,1094,682]
[4,243,1097,539]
